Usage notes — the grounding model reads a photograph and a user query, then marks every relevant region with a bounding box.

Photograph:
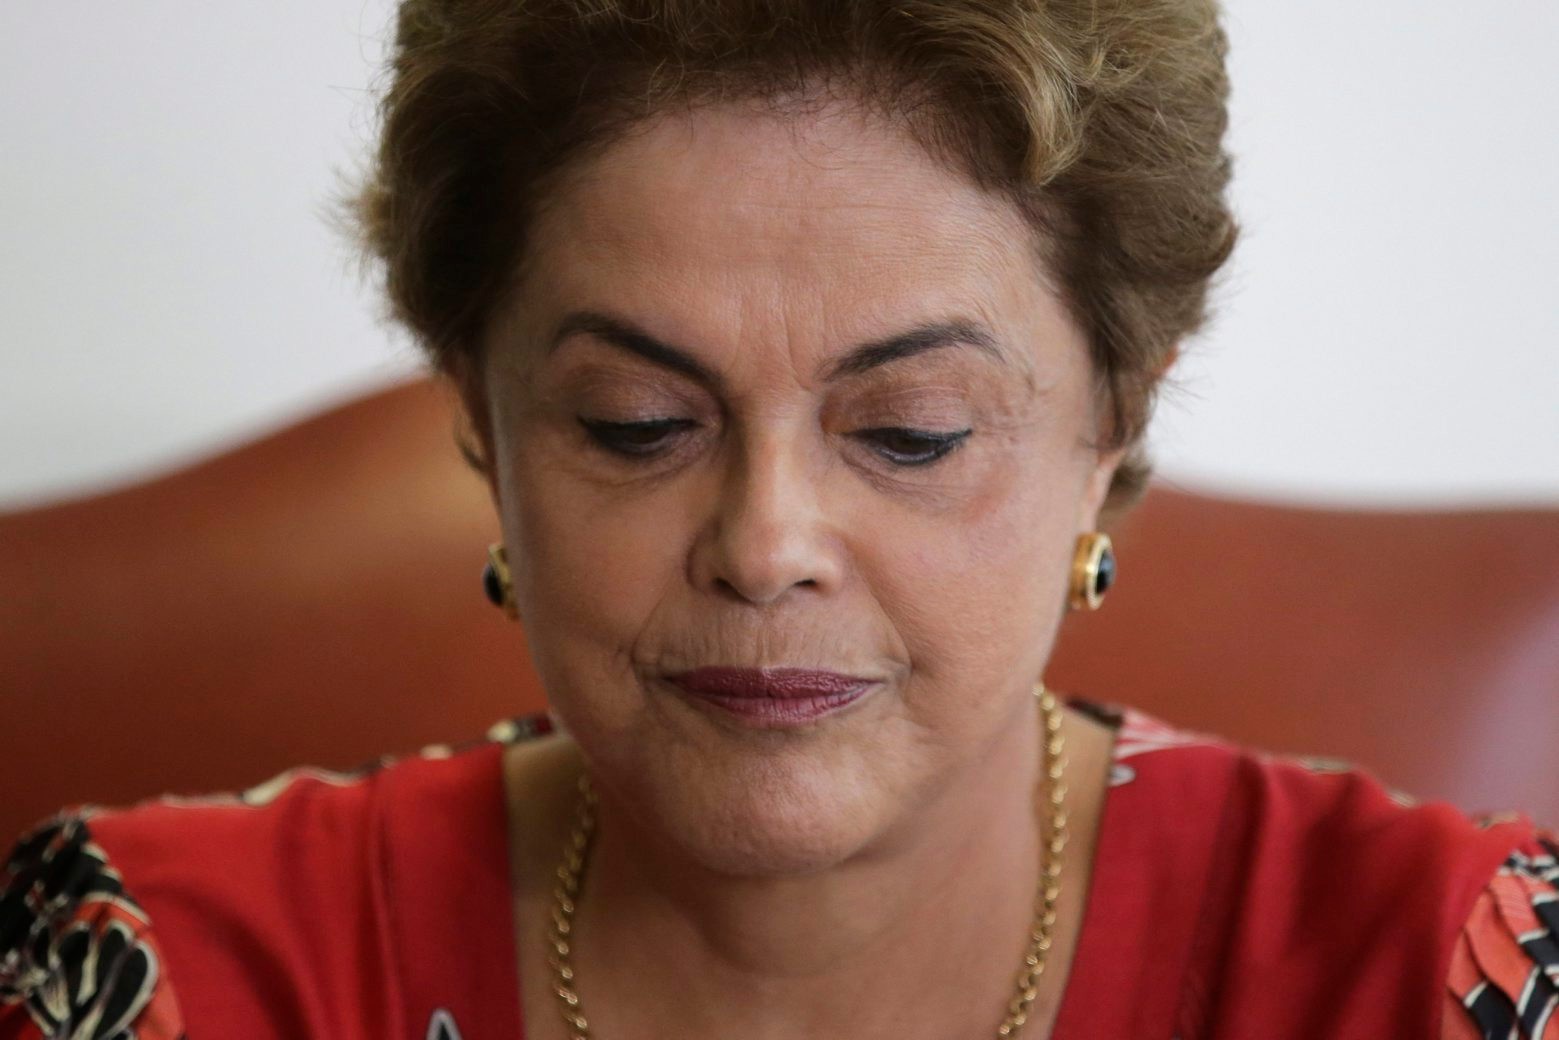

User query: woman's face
[474,97,1122,875]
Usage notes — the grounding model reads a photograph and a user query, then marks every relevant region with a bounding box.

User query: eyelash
[855,426,972,466]
[577,418,699,458]
[577,418,971,468]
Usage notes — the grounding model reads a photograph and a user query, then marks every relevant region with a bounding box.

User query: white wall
[2,0,1556,511]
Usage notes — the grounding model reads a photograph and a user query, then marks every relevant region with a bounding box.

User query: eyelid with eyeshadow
[852,426,973,466]
[576,414,972,468]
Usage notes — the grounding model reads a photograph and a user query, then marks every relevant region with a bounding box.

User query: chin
[625,740,890,879]
[557,672,935,878]
[686,788,872,878]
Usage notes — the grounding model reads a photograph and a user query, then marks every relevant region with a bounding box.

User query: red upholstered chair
[3,377,1556,841]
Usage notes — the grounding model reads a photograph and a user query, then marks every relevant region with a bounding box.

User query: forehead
[513,98,1076,376]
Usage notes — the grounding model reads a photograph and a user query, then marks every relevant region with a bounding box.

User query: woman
[2,0,1553,1037]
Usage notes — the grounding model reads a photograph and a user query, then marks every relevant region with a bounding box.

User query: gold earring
[1068,532,1115,611]
[482,543,519,620]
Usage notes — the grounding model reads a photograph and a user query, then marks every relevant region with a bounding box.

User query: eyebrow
[547,309,1005,388]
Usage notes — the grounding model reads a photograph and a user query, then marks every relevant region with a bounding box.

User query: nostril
[710,573,820,604]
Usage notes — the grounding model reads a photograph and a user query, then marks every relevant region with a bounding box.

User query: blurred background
[1,0,1556,509]
[1,3,1556,837]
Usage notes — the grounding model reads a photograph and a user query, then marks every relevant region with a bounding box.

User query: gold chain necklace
[546,683,1068,1039]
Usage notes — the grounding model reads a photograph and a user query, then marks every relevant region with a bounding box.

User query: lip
[665,667,878,727]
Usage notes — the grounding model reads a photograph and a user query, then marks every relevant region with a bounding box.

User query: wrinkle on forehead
[500,96,1079,405]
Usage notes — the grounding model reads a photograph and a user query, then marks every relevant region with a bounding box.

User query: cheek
[861,449,1076,695]
[499,448,693,694]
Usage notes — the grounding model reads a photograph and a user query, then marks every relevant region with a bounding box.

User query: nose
[690,432,844,606]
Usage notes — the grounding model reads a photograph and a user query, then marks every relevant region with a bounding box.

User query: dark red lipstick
[665,667,877,726]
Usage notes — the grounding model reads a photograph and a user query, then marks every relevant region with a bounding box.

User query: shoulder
[0,763,387,1039]
[1099,702,1524,863]
[1084,702,1548,1037]
[0,716,545,1039]
[1105,704,1536,909]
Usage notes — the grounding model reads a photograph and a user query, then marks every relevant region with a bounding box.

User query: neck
[573,698,1050,1039]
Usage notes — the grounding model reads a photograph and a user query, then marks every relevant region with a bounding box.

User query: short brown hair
[351,0,1238,521]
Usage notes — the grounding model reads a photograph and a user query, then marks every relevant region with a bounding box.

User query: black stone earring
[483,543,519,620]
[1068,532,1115,611]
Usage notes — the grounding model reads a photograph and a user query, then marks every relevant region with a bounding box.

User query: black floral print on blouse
[0,814,179,1040]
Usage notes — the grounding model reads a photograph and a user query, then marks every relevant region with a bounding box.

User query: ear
[444,354,501,508]
[1077,444,1128,534]
[1076,345,1178,531]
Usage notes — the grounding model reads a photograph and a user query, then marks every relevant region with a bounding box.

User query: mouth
[663,667,879,728]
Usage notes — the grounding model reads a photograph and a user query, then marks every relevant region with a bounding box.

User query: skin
[465,92,1130,1039]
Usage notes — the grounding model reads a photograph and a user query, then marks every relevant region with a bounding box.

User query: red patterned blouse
[2,703,1554,1039]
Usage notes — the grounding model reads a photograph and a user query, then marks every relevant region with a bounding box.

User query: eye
[578,417,699,458]
[854,426,972,467]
